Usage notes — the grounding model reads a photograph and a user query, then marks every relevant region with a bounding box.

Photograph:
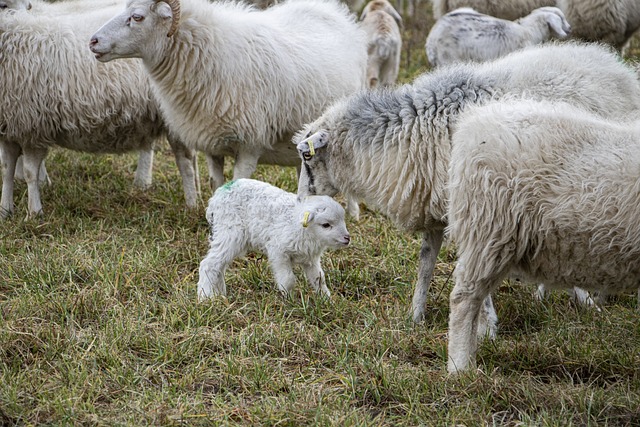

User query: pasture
[1,1,640,425]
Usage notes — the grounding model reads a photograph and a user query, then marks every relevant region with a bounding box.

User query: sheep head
[89,0,181,63]
[294,129,339,200]
[299,196,351,249]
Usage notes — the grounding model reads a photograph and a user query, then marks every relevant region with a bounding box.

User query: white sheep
[0,7,199,218]
[426,7,570,67]
[359,0,402,88]
[446,99,640,373]
[197,179,351,301]
[432,0,554,21]
[294,42,640,326]
[556,0,640,51]
[89,0,367,204]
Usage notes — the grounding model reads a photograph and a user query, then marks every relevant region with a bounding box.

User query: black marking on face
[303,162,316,194]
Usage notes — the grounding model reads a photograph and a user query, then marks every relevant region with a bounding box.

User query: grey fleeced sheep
[0,7,199,218]
[294,42,640,326]
[90,0,366,200]
[425,7,570,67]
[432,0,554,21]
[360,0,402,88]
[197,179,350,301]
[556,0,640,51]
[447,99,640,373]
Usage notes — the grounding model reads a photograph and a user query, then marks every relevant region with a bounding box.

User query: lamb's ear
[301,210,314,227]
[297,130,329,161]
[547,13,570,38]
[388,7,403,28]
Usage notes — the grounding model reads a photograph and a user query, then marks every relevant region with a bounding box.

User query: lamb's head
[295,127,340,200]
[89,0,181,63]
[360,0,402,28]
[528,7,571,38]
[299,196,351,249]
[0,0,31,11]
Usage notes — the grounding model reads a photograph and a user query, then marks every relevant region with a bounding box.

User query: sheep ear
[547,13,570,38]
[297,130,329,161]
[389,8,403,28]
[359,9,367,21]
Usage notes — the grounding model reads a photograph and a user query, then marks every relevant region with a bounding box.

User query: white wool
[432,0,553,21]
[447,99,640,373]
[197,179,350,300]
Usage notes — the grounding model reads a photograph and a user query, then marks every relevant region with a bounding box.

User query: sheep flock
[2,0,640,385]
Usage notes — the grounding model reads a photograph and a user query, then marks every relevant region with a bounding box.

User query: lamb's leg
[412,229,444,323]
[270,255,297,297]
[302,259,330,298]
[206,154,225,191]
[197,237,242,301]
[447,263,498,374]
[232,149,260,181]
[22,146,48,218]
[0,141,20,218]
[134,144,154,189]
[167,136,199,208]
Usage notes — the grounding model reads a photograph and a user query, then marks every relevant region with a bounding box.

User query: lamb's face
[295,128,339,200]
[89,0,175,63]
[302,197,351,249]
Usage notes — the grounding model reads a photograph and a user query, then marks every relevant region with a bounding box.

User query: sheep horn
[156,0,180,37]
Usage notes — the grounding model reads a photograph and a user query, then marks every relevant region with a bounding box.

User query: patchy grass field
[2,2,640,426]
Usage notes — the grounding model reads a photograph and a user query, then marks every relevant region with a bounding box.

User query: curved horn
[156,0,181,37]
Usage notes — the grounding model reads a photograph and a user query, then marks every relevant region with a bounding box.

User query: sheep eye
[132,13,144,22]
[321,223,331,229]
[303,152,312,161]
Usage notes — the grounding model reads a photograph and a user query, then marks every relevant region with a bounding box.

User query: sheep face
[301,196,351,249]
[0,0,31,10]
[532,6,571,38]
[295,130,339,200]
[90,0,176,63]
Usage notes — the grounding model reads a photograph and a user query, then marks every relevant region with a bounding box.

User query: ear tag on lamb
[302,211,311,227]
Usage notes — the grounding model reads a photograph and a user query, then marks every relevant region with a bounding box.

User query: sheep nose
[89,37,98,47]
[344,234,351,244]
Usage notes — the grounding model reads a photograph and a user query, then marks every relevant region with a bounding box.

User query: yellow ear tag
[302,211,310,227]
[308,140,315,157]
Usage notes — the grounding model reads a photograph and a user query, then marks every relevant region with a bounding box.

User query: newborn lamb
[198,179,351,301]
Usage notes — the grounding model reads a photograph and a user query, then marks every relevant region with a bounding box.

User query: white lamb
[89,0,366,202]
[556,0,640,51]
[446,99,640,373]
[426,7,570,67]
[294,42,640,326]
[432,0,554,21]
[0,6,199,218]
[360,0,402,88]
[197,179,351,301]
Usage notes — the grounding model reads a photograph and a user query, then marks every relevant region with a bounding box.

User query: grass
[2,2,640,426]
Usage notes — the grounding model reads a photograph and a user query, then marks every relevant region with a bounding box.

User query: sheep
[197,178,351,301]
[89,0,367,211]
[0,0,31,10]
[446,99,640,373]
[0,8,199,218]
[293,42,640,326]
[359,0,402,88]
[432,0,554,21]
[425,7,570,67]
[556,0,640,51]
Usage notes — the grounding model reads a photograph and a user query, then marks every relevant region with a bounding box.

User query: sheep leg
[15,156,51,186]
[345,196,360,221]
[411,229,444,323]
[302,259,330,298]
[270,256,297,297]
[447,263,498,373]
[22,147,49,218]
[476,293,498,340]
[232,149,260,180]
[133,145,154,189]
[167,136,199,208]
[0,141,20,218]
[206,154,225,191]
[197,240,241,301]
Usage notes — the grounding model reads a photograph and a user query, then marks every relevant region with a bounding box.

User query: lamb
[293,42,640,326]
[89,0,367,204]
[425,7,570,67]
[359,0,402,88]
[446,99,640,373]
[432,0,554,21]
[0,7,199,218]
[197,179,351,301]
[556,0,640,51]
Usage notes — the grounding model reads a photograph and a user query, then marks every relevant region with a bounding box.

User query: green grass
[2,3,640,425]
